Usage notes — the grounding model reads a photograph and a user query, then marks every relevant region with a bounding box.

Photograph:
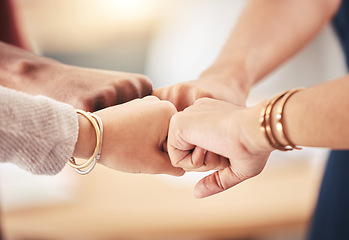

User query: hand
[167,98,273,197]
[74,96,184,176]
[0,42,152,111]
[38,65,152,111]
[152,70,248,111]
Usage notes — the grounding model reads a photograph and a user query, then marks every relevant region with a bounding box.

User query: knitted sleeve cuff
[0,86,79,175]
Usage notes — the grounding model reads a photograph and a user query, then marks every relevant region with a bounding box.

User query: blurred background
[0,0,347,239]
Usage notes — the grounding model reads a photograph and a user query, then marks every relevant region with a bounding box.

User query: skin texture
[74,96,184,176]
[157,0,342,197]
[1,0,342,183]
[168,98,271,198]
[0,42,152,111]
[153,0,341,110]
[153,72,248,111]
[168,75,349,198]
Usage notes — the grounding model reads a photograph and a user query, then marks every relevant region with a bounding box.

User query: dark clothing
[308,151,349,239]
[332,0,349,69]
[308,1,349,239]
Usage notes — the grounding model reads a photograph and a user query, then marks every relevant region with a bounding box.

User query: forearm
[0,41,153,111]
[203,0,341,93]
[282,76,349,149]
[244,75,349,152]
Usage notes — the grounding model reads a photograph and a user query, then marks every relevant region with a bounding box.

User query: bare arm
[168,74,349,197]
[0,42,152,111]
[154,0,341,109]
[207,0,341,90]
[73,96,184,176]
[0,85,183,176]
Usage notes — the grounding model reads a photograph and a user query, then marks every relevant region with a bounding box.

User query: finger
[114,80,141,104]
[153,151,185,176]
[170,146,230,172]
[131,74,153,97]
[80,90,114,112]
[84,91,111,111]
[193,167,246,198]
[174,88,196,111]
[192,151,230,172]
[192,98,232,111]
[193,97,218,106]
[193,90,213,101]
[170,147,204,171]
[142,95,160,101]
[152,87,167,100]
[181,98,224,113]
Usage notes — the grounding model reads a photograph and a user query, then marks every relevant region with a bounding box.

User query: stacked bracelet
[260,88,304,151]
[68,110,103,175]
[275,89,303,150]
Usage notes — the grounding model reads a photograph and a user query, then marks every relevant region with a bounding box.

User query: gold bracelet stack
[68,110,103,175]
[260,88,304,151]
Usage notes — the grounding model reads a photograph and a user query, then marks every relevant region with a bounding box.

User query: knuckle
[169,111,183,127]
[160,100,177,115]
[135,74,152,95]
[114,79,141,100]
[77,96,93,111]
[172,84,191,110]
[191,161,202,169]
[172,83,184,92]
[193,97,211,105]
[93,94,108,111]
[133,73,151,82]
[125,80,141,97]
[103,86,117,100]
[172,84,184,99]
[175,169,185,176]
[171,159,181,168]
[143,95,159,101]
[195,90,213,99]
[152,87,166,100]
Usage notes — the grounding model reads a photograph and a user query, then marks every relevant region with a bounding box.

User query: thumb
[193,167,246,198]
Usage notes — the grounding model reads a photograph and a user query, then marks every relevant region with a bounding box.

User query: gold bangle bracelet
[260,97,278,149]
[70,113,103,175]
[260,92,288,151]
[264,92,289,151]
[275,88,304,150]
[68,109,101,170]
[260,88,304,151]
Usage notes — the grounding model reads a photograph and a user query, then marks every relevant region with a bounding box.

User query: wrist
[200,64,251,102]
[240,100,275,154]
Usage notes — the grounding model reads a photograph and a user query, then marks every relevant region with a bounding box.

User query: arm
[0,42,152,111]
[168,74,349,198]
[74,96,184,176]
[0,86,183,176]
[153,0,341,110]
[0,86,79,175]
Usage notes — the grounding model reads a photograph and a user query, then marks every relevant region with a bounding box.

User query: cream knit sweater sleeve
[0,86,79,175]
